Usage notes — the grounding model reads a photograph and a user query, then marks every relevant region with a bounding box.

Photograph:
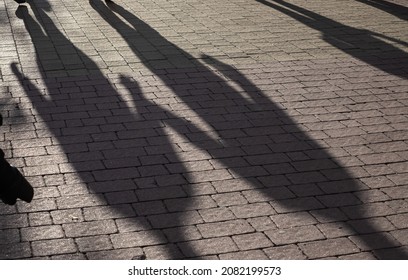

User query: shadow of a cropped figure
[12,3,198,259]
[356,0,408,20]
[256,0,408,79]
[87,0,408,259]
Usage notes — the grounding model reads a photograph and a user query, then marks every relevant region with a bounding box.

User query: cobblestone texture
[0,0,407,259]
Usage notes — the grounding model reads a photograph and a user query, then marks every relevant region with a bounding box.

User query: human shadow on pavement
[12,2,196,259]
[9,0,407,259]
[256,0,408,79]
[88,0,407,259]
[356,0,408,20]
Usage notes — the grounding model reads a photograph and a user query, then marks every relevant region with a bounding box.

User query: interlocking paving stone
[0,0,407,260]
[263,244,306,260]
[299,238,360,259]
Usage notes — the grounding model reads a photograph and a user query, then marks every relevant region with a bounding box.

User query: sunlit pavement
[1,0,407,259]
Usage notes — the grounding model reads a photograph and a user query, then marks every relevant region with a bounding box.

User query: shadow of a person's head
[9,0,408,259]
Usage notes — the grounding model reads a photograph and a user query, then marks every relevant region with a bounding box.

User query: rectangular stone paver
[299,238,360,259]
[0,0,407,260]
[179,237,239,257]
[32,239,77,257]
[197,219,254,238]
[63,220,118,237]
[265,225,325,245]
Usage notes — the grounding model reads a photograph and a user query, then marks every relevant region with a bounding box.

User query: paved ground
[0,0,407,260]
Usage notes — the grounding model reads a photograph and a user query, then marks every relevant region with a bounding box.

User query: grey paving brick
[299,238,360,259]
[1,0,408,261]
[360,176,396,189]
[286,171,327,184]
[220,249,269,260]
[136,186,187,201]
[317,222,355,238]
[148,211,203,228]
[288,183,324,197]
[110,230,167,248]
[354,189,391,203]
[0,242,32,259]
[349,232,401,250]
[32,239,77,257]
[271,197,324,213]
[271,212,317,228]
[143,244,184,260]
[51,209,85,224]
[197,219,254,238]
[310,208,349,223]
[179,237,238,257]
[212,178,256,193]
[211,192,248,206]
[163,226,202,242]
[104,191,138,204]
[263,244,306,260]
[317,193,361,207]
[373,246,408,260]
[198,207,235,222]
[76,235,113,252]
[83,204,135,221]
[86,248,145,260]
[229,202,276,218]
[51,253,87,260]
[342,202,395,219]
[247,216,277,231]
[183,182,217,196]
[387,213,408,229]
[390,229,408,246]
[115,217,152,233]
[63,220,118,237]
[382,186,408,199]
[347,217,396,234]
[386,199,408,214]
[337,252,376,260]
[0,229,20,245]
[16,198,57,213]
[164,196,217,212]
[242,187,295,202]
[132,201,168,215]
[0,214,28,229]
[56,194,107,209]
[187,169,233,184]
[265,225,325,245]
[21,225,64,241]
[232,232,273,250]
[358,153,404,165]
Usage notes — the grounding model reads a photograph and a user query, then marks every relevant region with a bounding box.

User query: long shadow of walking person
[88,0,408,259]
[255,0,408,79]
[12,2,205,259]
[355,0,408,21]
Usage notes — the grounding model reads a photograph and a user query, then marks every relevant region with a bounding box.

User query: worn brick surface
[220,250,269,260]
[232,232,273,250]
[31,239,77,257]
[299,238,360,259]
[63,220,118,237]
[86,248,145,260]
[350,232,402,250]
[179,237,239,257]
[197,219,254,238]
[21,225,64,241]
[265,225,325,245]
[263,244,306,260]
[1,0,407,259]
[75,235,113,253]
[110,230,167,248]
